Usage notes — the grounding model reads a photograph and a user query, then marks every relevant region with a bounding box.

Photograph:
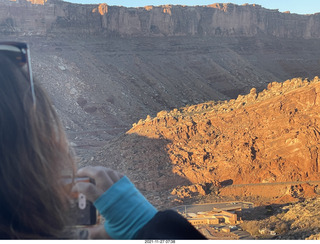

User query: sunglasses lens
[0,42,35,105]
[0,44,27,66]
[0,44,20,52]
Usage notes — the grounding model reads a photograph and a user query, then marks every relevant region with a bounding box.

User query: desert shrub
[274,222,289,235]
[241,220,262,236]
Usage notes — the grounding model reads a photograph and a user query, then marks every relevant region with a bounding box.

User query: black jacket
[134,210,206,239]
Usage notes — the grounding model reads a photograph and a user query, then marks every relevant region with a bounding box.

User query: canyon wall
[2,0,320,38]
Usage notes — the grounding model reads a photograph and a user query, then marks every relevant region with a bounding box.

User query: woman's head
[0,52,75,238]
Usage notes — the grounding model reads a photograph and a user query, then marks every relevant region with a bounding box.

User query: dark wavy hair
[0,54,76,238]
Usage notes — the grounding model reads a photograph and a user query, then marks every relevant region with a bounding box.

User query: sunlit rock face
[2,0,320,38]
[27,0,47,4]
[97,77,320,206]
[128,77,320,187]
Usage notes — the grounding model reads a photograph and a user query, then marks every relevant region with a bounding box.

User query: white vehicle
[229,226,237,230]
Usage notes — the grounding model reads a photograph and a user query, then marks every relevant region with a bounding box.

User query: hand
[72,166,124,240]
[72,166,124,203]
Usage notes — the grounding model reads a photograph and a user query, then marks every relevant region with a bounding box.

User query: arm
[73,166,205,240]
[93,175,157,239]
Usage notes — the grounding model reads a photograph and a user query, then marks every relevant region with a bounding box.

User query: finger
[77,166,113,184]
[76,166,102,179]
[71,181,103,202]
[77,166,122,180]
[77,167,123,192]
[104,168,123,183]
[77,167,113,191]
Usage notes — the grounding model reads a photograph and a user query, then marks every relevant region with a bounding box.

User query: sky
[64,0,320,15]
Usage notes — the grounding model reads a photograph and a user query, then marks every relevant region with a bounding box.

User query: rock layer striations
[2,0,320,38]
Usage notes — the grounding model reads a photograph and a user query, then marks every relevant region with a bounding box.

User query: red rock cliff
[2,0,320,38]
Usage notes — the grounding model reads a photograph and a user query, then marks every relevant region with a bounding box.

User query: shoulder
[134,210,206,240]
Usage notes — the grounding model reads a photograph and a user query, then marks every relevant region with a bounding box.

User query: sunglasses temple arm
[26,47,36,106]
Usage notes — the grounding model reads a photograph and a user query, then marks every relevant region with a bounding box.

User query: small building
[187,213,197,218]
[187,209,242,226]
[210,209,240,225]
[188,216,219,225]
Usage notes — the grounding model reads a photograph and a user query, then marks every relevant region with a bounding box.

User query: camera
[63,177,97,226]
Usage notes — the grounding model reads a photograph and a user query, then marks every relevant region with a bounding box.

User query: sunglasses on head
[0,42,35,105]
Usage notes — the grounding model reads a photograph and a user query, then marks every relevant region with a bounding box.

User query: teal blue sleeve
[94,176,158,239]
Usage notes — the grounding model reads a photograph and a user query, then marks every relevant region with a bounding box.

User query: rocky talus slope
[93,77,320,208]
[241,197,320,240]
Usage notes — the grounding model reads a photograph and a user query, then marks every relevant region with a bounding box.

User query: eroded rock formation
[130,77,320,183]
[2,0,320,38]
[95,77,320,207]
